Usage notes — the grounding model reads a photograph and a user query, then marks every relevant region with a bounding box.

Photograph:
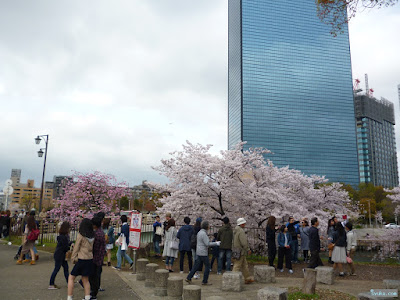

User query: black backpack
[190,232,197,249]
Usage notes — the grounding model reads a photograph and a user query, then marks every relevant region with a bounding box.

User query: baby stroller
[14,245,39,261]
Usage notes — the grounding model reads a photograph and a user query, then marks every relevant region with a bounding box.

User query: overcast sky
[1,1,399,190]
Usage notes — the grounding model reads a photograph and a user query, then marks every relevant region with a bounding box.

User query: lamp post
[35,134,49,213]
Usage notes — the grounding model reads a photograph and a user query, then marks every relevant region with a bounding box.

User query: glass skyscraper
[354,95,398,188]
[228,0,359,186]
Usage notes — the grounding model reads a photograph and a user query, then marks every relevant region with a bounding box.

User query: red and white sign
[129,211,142,249]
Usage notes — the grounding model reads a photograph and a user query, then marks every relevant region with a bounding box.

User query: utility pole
[368,199,372,228]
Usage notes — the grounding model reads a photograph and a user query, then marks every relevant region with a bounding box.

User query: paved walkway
[116,267,385,299]
[0,242,139,300]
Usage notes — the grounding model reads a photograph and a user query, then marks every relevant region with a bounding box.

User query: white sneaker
[280,269,284,273]
[193,274,200,279]
[289,269,294,274]
[180,271,184,274]
[217,272,222,275]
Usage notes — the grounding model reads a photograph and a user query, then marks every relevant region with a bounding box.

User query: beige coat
[233,225,249,255]
[71,233,94,263]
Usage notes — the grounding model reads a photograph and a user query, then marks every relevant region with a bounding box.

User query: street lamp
[35,134,49,212]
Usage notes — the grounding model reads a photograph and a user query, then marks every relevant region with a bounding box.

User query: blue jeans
[218,249,232,273]
[165,256,175,266]
[50,259,69,285]
[187,255,210,284]
[290,240,299,262]
[117,246,133,268]
[154,241,160,255]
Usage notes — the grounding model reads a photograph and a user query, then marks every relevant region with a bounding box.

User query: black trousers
[179,250,193,272]
[268,244,276,266]
[277,247,292,270]
[89,264,102,297]
[308,250,323,269]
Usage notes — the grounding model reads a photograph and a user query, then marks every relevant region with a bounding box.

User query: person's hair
[166,218,175,231]
[92,216,102,228]
[155,215,160,219]
[59,221,70,235]
[289,216,294,220]
[6,210,10,216]
[166,212,172,218]
[267,216,276,230]
[201,220,209,230]
[79,218,94,238]
[311,217,318,226]
[213,232,218,239]
[280,225,286,232]
[184,217,190,224]
[335,222,346,236]
[223,217,230,224]
[121,215,128,223]
[26,216,37,231]
[194,218,202,228]
[345,222,353,231]
[303,220,309,227]
[96,212,105,220]
[102,218,111,229]
[30,210,36,216]
[327,217,335,233]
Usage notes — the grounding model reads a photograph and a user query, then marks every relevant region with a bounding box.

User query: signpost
[129,211,142,273]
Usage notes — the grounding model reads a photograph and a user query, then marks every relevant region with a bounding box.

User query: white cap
[237,218,246,226]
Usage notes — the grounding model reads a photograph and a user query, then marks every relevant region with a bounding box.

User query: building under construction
[354,93,399,188]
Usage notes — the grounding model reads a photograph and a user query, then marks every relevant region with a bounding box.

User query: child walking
[49,222,71,289]
[67,218,94,300]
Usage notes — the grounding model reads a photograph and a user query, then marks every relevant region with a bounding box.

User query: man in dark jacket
[90,216,106,300]
[217,217,233,274]
[287,216,300,263]
[177,216,194,273]
[307,217,324,269]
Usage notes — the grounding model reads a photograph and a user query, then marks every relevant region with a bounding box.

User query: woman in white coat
[163,218,179,272]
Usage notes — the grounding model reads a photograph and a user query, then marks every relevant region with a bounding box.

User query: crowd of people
[154,213,358,287]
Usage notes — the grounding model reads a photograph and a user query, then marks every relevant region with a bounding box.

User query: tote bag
[170,239,179,250]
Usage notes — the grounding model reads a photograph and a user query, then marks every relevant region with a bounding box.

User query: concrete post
[145,263,159,287]
[136,258,149,281]
[167,276,183,300]
[254,265,276,283]
[183,285,201,300]
[154,269,169,296]
[302,268,317,294]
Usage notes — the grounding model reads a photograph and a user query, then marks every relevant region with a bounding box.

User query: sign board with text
[128,211,142,249]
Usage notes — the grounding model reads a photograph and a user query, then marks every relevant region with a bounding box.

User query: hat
[237,218,246,226]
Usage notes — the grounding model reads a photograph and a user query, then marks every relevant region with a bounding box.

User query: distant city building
[354,94,399,188]
[398,84,400,109]
[9,179,54,210]
[228,0,359,186]
[52,175,73,199]
[0,192,5,210]
[10,168,21,184]
[130,180,152,199]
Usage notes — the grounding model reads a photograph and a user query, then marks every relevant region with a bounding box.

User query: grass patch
[289,290,319,300]
[288,287,356,300]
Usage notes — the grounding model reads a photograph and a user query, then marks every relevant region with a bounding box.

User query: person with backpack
[49,222,71,289]
[286,216,300,264]
[16,215,39,265]
[67,218,95,300]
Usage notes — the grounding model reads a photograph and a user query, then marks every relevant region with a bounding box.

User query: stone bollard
[183,285,201,300]
[154,269,169,296]
[302,268,317,294]
[222,271,243,292]
[383,280,400,298]
[136,258,149,281]
[145,263,159,287]
[206,297,225,300]
[258,287,288,300]
[167,276,183,300]
[254,265,276,283]
[316,266,334,285]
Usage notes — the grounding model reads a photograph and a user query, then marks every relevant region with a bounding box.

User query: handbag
[328,243,335,251]
[155,226,163,236]
[346,256,353,264]
[170,239,179,250]
[121,234,128,250]
[232,247,241,260]
[115,233,124,247]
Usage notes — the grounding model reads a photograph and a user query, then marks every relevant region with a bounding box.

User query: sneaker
[30,260,36,265]
[180,271,184,274]
[209,268,212,272]
[169,269,174,273]
[245,279,254,284]
[129,262,134,269]
[202,282,212,286]
[289,269,294,274]
[279,269,284,273]
[193,274,200,279]
[89,297,97,300]
[339,272,345,277]
[217,272,222,275]
[48,285,59,290]
[112,266,121,271]
[302,268,306,275]
[99,287,105,292]
[185,279,192,284]
[16,260,23,265]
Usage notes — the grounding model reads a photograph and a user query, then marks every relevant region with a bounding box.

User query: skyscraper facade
[354,95,398,188]
[228,0,359,186]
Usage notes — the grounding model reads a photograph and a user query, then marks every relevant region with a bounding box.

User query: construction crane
[353,78,362,94]
[365,73,374,97]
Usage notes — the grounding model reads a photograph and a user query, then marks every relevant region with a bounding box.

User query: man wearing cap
[233,218,254,284]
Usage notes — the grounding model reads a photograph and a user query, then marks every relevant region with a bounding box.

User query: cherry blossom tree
[151,141,354,230]
[385,187,400,217]
[49,171,128,223]
[316,0,398,36]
